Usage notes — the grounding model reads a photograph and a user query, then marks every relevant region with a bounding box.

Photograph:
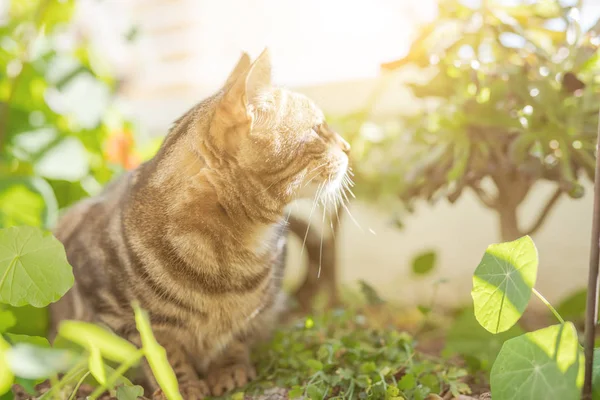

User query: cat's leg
[127,331,210,400]
[205,339,257,396]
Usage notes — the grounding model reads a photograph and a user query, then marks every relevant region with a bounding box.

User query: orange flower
[105,128,141,170]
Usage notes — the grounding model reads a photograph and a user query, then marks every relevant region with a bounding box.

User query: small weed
[238,308,471,400]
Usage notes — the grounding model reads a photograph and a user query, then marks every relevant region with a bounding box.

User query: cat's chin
[296,161,348,205]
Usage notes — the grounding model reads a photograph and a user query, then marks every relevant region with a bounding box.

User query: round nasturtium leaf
[0,226,74,307]
[471,236,537,334]
[490,322,582,400]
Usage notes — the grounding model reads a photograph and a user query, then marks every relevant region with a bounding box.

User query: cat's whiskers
[300,181,325,257]
[301,163,328,189]
[318,199,327,279]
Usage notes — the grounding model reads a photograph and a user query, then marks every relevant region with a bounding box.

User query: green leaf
[592,348,600,399]
[288,386,303,399]
[4,334,49,348]
[58,321,138,364]
[0,311,16,333]
[6,343,78,380]
[39,0,76,33]
[133,303,182,400]
[102,364,134,387]
[577,50,600,74]
[411,251,437,276]
[0,391,13,400]
[116,385,144,400]
[0,226,73,307]
[358,280,385,305]
[444,308,523,371]
[397,373,416,390]
[0,335,14,395]
[14,377,37,396]
[3,305,49,336]
[0,178,58,229]
[417,305,431,316]
[386,385,400,397]
[490,323,582,400]
[88,345,106,386]
[556,288,587,322]
[420,373,440,393]
[3,336,48,393]
[306,384,325,400]
[230,392,244,400]
[471,236,538,333]
[306,359,323,371]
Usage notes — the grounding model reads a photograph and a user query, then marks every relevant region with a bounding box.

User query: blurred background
[1,0,600,313]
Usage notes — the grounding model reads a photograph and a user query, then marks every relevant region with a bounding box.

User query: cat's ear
[244,48,272,103]
[216,48,272,125]
[224,52,251,88]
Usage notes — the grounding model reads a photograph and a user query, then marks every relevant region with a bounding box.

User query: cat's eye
[310,124,322,137]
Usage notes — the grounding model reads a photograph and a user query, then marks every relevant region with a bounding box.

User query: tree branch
[470,184,497,209]
[522,187,563,236]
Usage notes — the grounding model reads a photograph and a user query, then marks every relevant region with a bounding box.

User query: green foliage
[0,225,184,399]
[0,226,73,307]
[2,304,49,337]
[334,0,600,243]
[393,0,599,204]
[0,0,142,233]
[58,321,139,364]
[444,307,524,372]
[472,236,537,333]
[556,288,587,323]
[116,384,144,400]
[6,343,78,380]
[0,310,16,333]
[491,323,583,400]
[593,348,600,399]
[0,335,13,395]
[134,303,183,400]
[469,235,591,398]
[244,309,471,400]
[411,251,437,276]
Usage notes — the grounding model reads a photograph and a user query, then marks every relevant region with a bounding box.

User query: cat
[49,49,351,399]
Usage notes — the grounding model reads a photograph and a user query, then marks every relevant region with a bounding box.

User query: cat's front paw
[152,379,210,400]
[206,363,257,396]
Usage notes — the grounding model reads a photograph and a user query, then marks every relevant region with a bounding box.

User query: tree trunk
[497,202,522,242]
[287,212,340,311]
[493,173,529,242]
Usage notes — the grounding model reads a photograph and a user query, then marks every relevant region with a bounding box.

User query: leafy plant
[0,225,183,400]
[339,0,600,242]
[245,309,471,400]
[468,235,599,399]
[0,226,73,307]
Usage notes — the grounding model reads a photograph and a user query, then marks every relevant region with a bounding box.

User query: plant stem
[67,371,90,400]
[532,288,565,324]
[583,108,600,400]
[38,360,87,400]
[50,375,60,400]
[87,349,144,400]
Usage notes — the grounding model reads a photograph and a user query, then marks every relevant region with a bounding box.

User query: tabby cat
[50,49,351,399]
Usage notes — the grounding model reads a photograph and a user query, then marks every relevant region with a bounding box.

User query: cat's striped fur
[49,50,350,399]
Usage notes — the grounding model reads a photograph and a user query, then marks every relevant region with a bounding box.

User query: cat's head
[205,49,352,208]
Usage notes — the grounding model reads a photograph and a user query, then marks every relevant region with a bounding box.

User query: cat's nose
[336,134,351,155]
